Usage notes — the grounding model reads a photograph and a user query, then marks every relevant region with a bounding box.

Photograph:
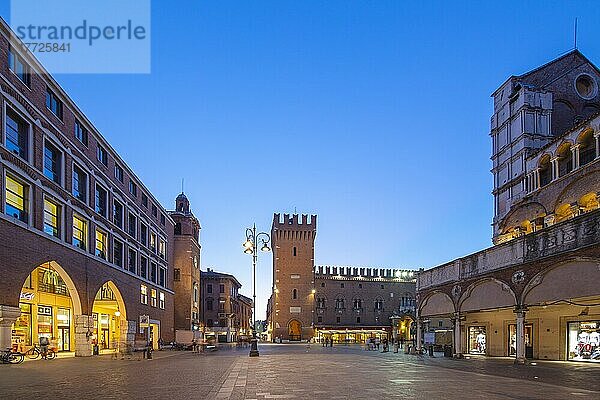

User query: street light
[243,223,271,357]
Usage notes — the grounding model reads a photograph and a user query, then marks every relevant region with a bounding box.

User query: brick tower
[270,213,317,341]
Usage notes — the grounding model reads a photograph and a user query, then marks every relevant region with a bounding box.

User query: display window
[508,324,533,357]
[12,303,32,351]
[468,326,486,354]
[568,321,600,362]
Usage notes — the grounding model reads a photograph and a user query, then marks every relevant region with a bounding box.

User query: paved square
[1,344,599,399]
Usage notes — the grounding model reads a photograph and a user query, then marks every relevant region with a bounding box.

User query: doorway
[288,320,302,341]
[508,324,533,358]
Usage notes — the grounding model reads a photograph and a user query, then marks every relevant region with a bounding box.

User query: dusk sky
[4,1,599,318]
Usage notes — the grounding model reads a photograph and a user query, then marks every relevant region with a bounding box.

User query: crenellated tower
[270,213,317,341]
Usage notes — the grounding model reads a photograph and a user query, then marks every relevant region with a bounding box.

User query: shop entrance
[508,323,533,358]
[468,326,486,355]
[12,262,82,353]
[567,321,600,362]
[288,319,302,341]
[91,282,127,353]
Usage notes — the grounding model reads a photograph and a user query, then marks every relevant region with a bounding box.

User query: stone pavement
[1,343,599,399]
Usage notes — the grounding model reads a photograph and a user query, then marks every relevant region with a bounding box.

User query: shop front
[315,328,390,344]
[11,264,76,353]
[567,321,600,362]
[508,323,533,359]
[468,326,486,355]
[91,282,126,353]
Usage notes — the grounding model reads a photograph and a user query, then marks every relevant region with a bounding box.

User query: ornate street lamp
[243,223,271,357]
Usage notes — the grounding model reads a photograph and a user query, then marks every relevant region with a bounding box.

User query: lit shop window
[43,198,60,238]
[72,215,87,250]
[159,292,165,310]
[151,289,157,307]
[5,175,29,223]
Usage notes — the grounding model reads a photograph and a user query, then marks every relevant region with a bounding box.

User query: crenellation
[313,265,416,282]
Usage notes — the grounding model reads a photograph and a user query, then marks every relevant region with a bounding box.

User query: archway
[12,261,82,353]
[91,281,127,353]
[419,291,454,317]
[288,319,302,341]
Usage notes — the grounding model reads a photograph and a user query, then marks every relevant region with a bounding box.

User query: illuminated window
[95,230,107,260]
[72,215,87,250]
[159,239,166,259]
[43,198,60,238]
[159,292,165,309]
[151,289,157,307]
[140,285,147,304]
[150,232,157,252]
[5,175,29,223]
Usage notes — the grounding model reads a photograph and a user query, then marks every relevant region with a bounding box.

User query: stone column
[0,305,22,350]
[534,169,540,190]
[74,314,94,357]
[550,157,558,180]
[415,318,422,353]
[514,306,527,365]
[571,144,580,170]
[594,132,600,159]
[452,312,463,358]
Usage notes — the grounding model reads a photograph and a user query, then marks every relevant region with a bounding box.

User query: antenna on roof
[574,17,578,50]
[181,178,184,194]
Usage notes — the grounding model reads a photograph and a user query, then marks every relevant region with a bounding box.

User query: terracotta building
[0,20,174,355]
[267,213,416,343]
[201,268,252,343]
[169,193,201,332]
[417,49,600,363]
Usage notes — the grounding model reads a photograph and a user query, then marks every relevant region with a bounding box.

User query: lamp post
[243,223,271,357]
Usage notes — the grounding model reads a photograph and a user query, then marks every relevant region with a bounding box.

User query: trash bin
[444,345,453,357]
[404,344,411,354]
[93,344,99,355]
[146,346,153,360]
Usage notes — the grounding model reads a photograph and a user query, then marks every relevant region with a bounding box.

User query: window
[159,292,165,309]
[113,200,123,228]
[140,285,148,304]
[293,247,297,256]
[72,215,87,250]
[292,289,298,300]
[207,319,213,327]
[150,232,157,252]
[150,262,157,283]
[341,283,344,288]
[128,212,137,238]
[336,316,340,324]
[356,317,361,323]
[140,223,148,246]
[8,46,31,86]
[151,289,157,307]
[128,249,136,273]
[193,284,198,303]
[174,223,181,235]
[141,193,148,208]
[140,256,148,279]
[439,320,443,328]
[159,267,166,287]
[43,142,62,184]
[95,185,107,217]
[318,316,323,323]
[207,284,212,294]
[97,144,108,166]
[46,88,63,119]
[160,213,166,225]
[113,239,123,267]
[72,165,87,202]
[321,282,325,288]
[159,239,166,259]
[129,180,137,197]
[152,204,157,217]
[95,230,107,259]
[218,300,225,311]
[5,175,29,223]
[6,108,29,160]
[317,298,326,309]
[359,283,362,289]
[335,298,345,310]
[219,284,225,294]
[353,299,362,310]
[43,198,60,238]
[380,284,384,289]
[114,165,124,183]
[74,120,88,146]
[173,268,180,281]
[375,299,383,311]
[207,299,213,311]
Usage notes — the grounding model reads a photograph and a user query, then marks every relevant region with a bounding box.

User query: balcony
[417,207,600,290]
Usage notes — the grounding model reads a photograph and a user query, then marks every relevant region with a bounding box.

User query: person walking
[39,336,49,359]
[400,336,405,349]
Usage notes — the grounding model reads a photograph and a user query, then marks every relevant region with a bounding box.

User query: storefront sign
[38,305,52,316]
[20,292,35,301]
[139,315,149,327]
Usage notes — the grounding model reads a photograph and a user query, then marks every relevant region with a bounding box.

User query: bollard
[147,346,153,359]
[429,345,434,357]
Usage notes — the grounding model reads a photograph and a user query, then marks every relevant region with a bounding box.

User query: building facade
[0,20,174,356]
[200,268,252,343]
[169,192,201,332]
[268,213,416,343]
[417,50,600,363]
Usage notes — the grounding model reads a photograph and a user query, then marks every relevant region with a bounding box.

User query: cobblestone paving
[1,344,599,399]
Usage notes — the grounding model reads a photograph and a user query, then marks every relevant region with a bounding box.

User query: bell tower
[270,213,317,341]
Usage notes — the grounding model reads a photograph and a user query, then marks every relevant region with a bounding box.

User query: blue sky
[3,1,600,317]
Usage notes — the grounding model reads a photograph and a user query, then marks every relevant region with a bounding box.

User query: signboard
[20,292,35,301]
[139,315,149,327]
[424,332,435,345]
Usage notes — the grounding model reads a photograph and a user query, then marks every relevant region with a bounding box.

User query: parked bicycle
[24,344,56,360]
[0,348,24,364]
